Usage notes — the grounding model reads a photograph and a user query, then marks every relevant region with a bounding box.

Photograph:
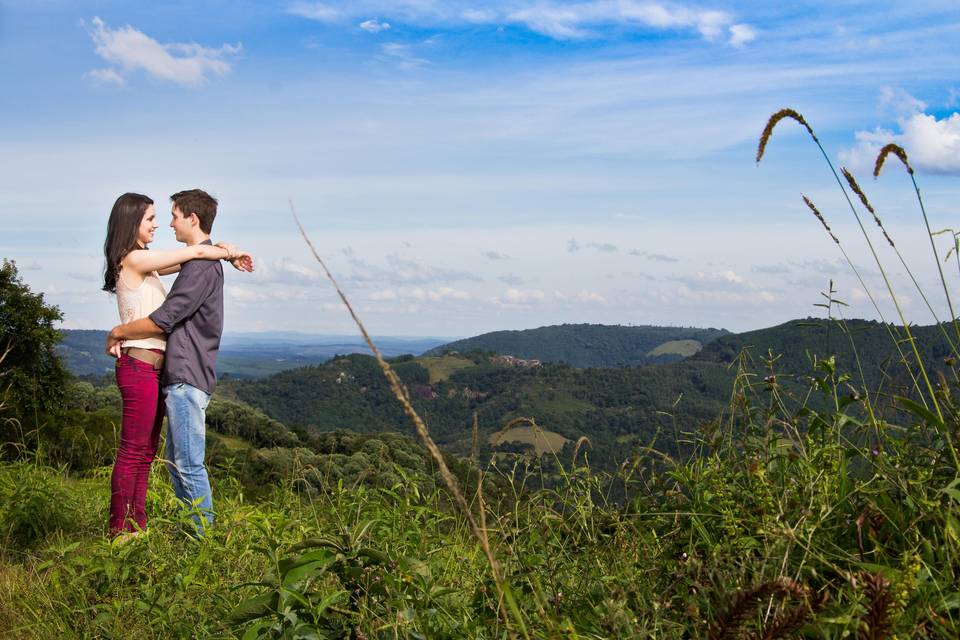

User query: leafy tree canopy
[0,260,68,425]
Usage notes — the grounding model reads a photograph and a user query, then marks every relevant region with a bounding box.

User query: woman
[102,192,249,538]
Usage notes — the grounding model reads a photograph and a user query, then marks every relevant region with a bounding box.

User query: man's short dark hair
[171,189,218,233]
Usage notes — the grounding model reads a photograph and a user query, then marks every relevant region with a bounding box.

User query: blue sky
[2,1,959,336]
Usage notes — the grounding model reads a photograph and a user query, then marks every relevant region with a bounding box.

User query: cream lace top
[116,269,167,351]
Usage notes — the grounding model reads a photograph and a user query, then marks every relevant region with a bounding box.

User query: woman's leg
[131,382,164,530]
[109,355,161,535]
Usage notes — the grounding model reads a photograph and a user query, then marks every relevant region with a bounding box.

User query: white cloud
[840,89,960,175]
[344,253,481,287]
[368,289,398,301]
[360,19,391,33]
[379,43,430,70]
[226,285,309,303]
[289,2,341,22]
[899,112,960,174]
[879,86,927,118]
[728,23,757,48]
[286,1,753,45]
[502,2,751,43]
[409,286,471,301]
[574,289,606,303]
[251,259,321,285]
[501,288,545,304]
[568,239,618,253]
[85,17,240,88]
[86,68,124,85]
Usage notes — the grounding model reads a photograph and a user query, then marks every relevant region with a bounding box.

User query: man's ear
[188,212,200,228]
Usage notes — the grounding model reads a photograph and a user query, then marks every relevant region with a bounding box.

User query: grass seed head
[842,168,895,248]
[801,194,840,245]
[757,108,818,164]
[874,143,914,177]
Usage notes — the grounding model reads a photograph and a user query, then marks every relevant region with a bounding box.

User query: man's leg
[163,382,214,534]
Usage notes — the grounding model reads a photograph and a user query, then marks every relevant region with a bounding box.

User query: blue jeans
[163,382,213,534]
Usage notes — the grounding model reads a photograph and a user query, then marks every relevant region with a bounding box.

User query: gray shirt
[149,241,224,395]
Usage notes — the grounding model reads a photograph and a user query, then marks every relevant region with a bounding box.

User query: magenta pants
[110,351,164,535]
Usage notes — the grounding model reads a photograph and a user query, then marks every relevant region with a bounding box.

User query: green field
[415,354,476,383]
[488,424,571,455]
[647,339,703,358]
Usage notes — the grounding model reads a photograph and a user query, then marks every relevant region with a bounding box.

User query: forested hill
[693,318,956,388]
[426,323,730,367]
[226,318,960,469]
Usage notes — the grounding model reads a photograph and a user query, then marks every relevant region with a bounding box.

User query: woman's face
[137,204,158,247]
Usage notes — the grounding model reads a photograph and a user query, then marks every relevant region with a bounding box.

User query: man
[107,189,251,534]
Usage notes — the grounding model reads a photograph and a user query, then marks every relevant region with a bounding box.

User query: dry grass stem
[801,195,840,245]
[874,143,913,177]
[571,436,592,467]
[757,109,818,163]
[471,411,479,466]
[842,168,895,248]
[290,201,524,636]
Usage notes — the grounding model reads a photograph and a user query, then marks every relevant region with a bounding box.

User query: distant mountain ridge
[57,330,449,378]
[426,323,730,367]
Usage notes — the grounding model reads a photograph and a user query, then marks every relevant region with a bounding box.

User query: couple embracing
[102,189,253,540]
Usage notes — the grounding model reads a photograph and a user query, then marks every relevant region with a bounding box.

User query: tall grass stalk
[289,201,529,638]
[874,143,960,345]
[843,168,959,356]
[759,109,942,420]
[801,194,924,404]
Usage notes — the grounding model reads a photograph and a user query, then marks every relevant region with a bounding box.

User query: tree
[0,260,68,429]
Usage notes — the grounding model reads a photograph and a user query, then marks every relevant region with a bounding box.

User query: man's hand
[229,253,255,272]
[106,327,123,358]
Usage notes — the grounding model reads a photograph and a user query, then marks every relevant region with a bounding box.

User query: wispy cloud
[85,68,124,85]
[84,17,240,87]
[497,274,526,286]
[286,1,755,46]
[482,250,509,260]
[378,42,430,70]
[344,253,481,287]
[751,263,791,274]
[568,238,618,253]
[629,249,677,262]
[289,2,341,22]
[494,287,546,307]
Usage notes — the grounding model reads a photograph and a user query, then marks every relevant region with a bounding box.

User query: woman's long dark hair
[103,193,154,293]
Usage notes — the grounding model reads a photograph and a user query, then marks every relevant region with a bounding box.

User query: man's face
[170,205,194,243]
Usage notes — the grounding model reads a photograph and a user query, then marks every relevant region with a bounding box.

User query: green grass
[415,355,476,383]
[647,339,702,358]
[4,350,960,639]
[488,424,570,455]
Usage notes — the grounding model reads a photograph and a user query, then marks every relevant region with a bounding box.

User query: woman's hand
[215,241,240,259]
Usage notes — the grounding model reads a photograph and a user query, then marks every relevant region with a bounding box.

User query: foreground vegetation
[3,342,959,638]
